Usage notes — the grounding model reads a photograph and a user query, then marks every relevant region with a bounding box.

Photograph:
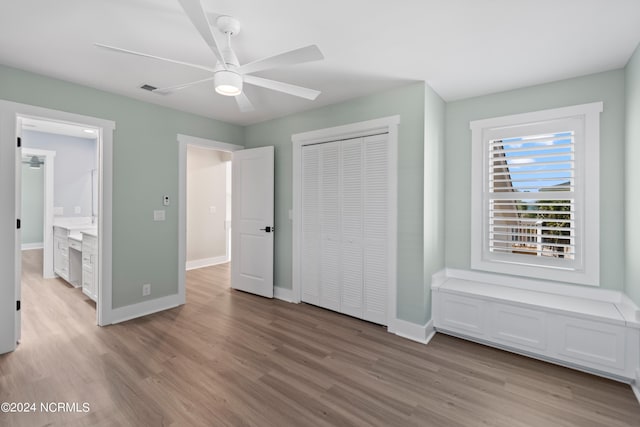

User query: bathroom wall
[22,130,97,219]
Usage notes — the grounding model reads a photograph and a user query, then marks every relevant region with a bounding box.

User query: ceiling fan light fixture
[29,156,42,169]
[215,70,242,96]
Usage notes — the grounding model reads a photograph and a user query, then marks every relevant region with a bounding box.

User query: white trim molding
[633,370,640,405]
[392,319,435,344]
[291,115,400,328]
[274,287,294,303]
[109,294,182,325]
[177,134,243,306]
[22,147,56,278]
[0,99,115,355]
[21,243,43,251]
[470,102,603,286]
[186,255,229,271]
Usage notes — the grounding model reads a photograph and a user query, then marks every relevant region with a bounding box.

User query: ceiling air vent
[140,84,157,92]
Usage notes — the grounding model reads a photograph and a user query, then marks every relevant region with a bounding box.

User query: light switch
[209,206,217,214]
[74,206,81,214]
[153,210,166,221]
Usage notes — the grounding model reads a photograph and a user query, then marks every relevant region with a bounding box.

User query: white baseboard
[274,286,294,302]
[633,370,640,406]
[186,255,229,271]
[109,293,184,325]
[21,242,43,251]
[392,318,434,344]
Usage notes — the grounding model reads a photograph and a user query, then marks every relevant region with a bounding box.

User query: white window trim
[470,102,602,286]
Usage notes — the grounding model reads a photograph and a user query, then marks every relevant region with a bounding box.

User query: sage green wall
[445,70,626,291]
[423,85,446,321]
[244,82,429,324]
[0,64,244,309]
[21,163,44,245]
[625,43,640,305]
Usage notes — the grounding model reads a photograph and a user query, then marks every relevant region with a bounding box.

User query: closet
[300,133,392,325]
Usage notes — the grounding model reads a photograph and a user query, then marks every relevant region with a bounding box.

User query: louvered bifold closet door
[340,138,364,319]
[363,134,389,325]
[301,145,322,305]
[319,142,342,311]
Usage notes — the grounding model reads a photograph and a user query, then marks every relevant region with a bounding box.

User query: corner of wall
[624,41,640,308]
[423,83,447,323]
[392,318,435,344]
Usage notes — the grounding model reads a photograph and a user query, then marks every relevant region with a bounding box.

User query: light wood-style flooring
[1,249,639,426]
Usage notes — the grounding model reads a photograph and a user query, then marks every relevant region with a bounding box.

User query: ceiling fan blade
[153,76,216,94]
[177,0,227,68]
[238,45,324,75]
[235,92,255,112]
[244,75,321,100]
[95,43,215,73]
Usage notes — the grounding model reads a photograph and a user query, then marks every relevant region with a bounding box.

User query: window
[470,102,602,285]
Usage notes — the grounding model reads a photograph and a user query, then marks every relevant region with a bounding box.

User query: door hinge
[17,219,21,229]
[17,137,21,148]
[16,300,20,311]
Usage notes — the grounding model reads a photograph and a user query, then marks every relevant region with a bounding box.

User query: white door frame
[21,148,56,278]
[177,134,244,300]
[291,115,400,330]
[0,99,115,354]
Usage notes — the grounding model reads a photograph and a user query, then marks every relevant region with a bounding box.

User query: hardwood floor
[1,249,639,426]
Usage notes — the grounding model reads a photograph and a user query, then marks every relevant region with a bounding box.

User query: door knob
[259,226,273,233]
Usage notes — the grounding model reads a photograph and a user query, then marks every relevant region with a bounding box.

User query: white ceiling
[1,0,639,126]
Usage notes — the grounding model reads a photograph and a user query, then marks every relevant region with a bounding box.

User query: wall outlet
[142,284,151,297]
[74,206,81,214]
[163,195,170,206]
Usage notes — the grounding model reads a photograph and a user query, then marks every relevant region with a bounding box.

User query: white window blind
[470,102,602,286]
[488,131,575,261]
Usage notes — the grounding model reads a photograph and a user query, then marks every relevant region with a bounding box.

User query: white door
[299,134,392,326]
[231,146,274,298]
[15,119,22,344]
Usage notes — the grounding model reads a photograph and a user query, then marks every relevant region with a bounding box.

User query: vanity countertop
[68,233,83,243]
[81,229,98,237]
[54,224,98,243]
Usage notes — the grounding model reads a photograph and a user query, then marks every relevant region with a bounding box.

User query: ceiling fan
[95,0,324,112]
[22,156,44,169]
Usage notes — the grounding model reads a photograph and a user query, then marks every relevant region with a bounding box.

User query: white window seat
[432,269,640,383]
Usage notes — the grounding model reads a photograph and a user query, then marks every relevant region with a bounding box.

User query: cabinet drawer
[68,239,82,251]
[82,235,97,249]
[437,293,487,338]
[548,315,626,371]
[56,239,68,251]
[489,303,547,352]
[54,227,69,238]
